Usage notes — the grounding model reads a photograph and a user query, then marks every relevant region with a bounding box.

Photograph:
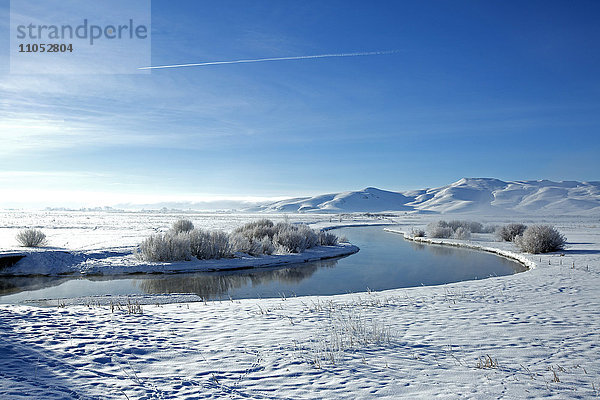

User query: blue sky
[1,0,599,207]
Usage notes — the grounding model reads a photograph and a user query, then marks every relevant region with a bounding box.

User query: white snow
[0,244,358,276]
[1,211,600,399]
[254,178,600,215]
[0,211,359,276]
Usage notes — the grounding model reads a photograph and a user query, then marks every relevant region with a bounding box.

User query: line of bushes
[422,220,566,254]
[426,220,495,240]
[496,223,565,254]
[137,219,342,262]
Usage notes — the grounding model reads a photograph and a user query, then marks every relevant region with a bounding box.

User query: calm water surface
[0,226,526,303]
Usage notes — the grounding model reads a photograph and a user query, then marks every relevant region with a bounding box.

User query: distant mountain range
[249,178,600,215]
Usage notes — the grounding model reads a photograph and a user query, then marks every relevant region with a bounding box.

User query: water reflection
[0,276,71,297]
[0,226,526,304]
[136,259,337,300]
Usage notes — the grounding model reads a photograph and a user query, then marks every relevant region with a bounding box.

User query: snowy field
[0,211,371,276]
[1,211,599,399]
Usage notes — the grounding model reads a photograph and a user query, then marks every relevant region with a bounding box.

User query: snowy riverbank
[0,243,359,276]
[1,213,599,399]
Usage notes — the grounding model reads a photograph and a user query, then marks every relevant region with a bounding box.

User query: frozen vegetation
[423,220,567,255]
[514,224,566,254]
[15,229,47,248]
[137,219,342,262]
[496,223,527,242]
[0,211,599,399]
[426,220,494,239]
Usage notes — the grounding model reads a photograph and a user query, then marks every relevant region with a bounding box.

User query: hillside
[254,178,600,215]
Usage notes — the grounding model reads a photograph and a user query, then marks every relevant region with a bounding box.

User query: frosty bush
[172,219,194,234]
[233,219,276,241]
[139,219,340,262]
[453,227,471,240]
[16,229,47,247]
[496,223,527,242]
[427,222,454,238]
[319,231,339,246]
[447,220,487,233]
[514,225,566,254]
[257,236,275,255]
[137,232,191,262]
[189,229,232,259]
[236,220,322,254]
[229,232,257,255]
[427,220,494,239]
[274,224,313,253]
[410,228,425,238]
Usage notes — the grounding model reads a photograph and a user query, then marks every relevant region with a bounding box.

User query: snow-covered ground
[1,211,599,399]
[0,211,367,276]
[254,178,600,215]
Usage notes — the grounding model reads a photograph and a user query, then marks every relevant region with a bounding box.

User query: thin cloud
[139,50,398,70]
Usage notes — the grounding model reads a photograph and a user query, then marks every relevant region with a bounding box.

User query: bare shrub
[172,219,194,233]
[319,231,339,246]
[496,223,527,242]
[137,232,191,262]
[514,225,566,254]
[453,227,471,240]
[16,229,47,247]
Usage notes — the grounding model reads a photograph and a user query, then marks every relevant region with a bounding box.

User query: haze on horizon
[1,0,599,208]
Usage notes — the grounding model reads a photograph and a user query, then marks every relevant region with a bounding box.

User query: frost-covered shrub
[137,232,191,262]
[447,220,484,233]
[273,224,316,253]
[496,223,527,242]
[297,224,319,248]
[139,219,338,261]
[514,225,566,254]
[16,229,47,247]
[453,227,471,240]
[257,236,275,255]
[233,219,277,241]
[172,219,194,233]
[189,229,232,259]
[427,222,453,238]
[410,228,425,238]
[229,232,262,256]
[319,231,339,246]
[208,231,232,259]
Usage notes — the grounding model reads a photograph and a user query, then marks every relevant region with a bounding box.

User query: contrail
[139,50,397,70]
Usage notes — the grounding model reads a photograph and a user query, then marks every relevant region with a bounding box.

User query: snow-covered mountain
[253,178,600,215]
